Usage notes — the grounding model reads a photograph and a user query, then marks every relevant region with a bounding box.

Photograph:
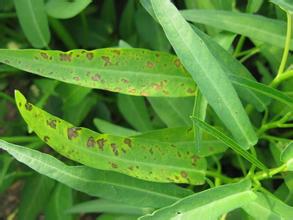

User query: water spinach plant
[0,0,292,219]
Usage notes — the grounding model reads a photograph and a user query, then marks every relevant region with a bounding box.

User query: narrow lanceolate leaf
[281,142,293,171]
[13,0,50,48]
[181,9,293,49]
[271,0,293,13]
[151,0,257,149]
[192,117,267,171]
[242,192,293,220]
[229,75,293,108]
[0,139,193,208]
[66,199,153,216]
[15,91,206,184]
[139,180,257,220]
[46,0,92,19]
[0,48,196,97]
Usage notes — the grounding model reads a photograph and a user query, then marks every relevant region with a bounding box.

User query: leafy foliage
[0,0,292,219]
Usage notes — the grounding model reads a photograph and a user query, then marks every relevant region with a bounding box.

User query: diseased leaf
[191,117,267,170]
[46,0,92,19]
[242,191,293,220]
[139,180,256,220]
[181,9,293,49]
[0,48,196,97]
[66,199,153,216]
[15,91,207,184]
[151,0,257,149]
[0,139,193,208]
[13,0,50,48]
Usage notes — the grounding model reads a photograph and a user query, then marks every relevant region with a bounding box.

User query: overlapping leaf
[0,48,196,97]
[150,0,257,149]
[14,91,206,184]
[0,139,193,208]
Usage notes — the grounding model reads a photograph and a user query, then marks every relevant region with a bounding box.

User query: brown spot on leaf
[174,59,181,67]
[121,148,126,154]
[124,138,132,148]
[87,136,96,147]
[111,163,118,169]
[97,138,106,150]
[25,102,33,111]
[187,88,195,94]
[101,56,112,66]
[67,127,81,140]
[128,166,134,171]
[121,79,129,83]
[146,61,155,68]
[91,73,101,81]
[40,52,49,59]
[149,148,153,155]
[47,119,57,129]
[177,152,182,158]
[73,76,80,81]
[60,53,72,62]
[191,155,200,166]
[112,50,121,55]
[180,171,188,178]
[86,52,94,60]
[43,136,50,142]
[111,143,119,156]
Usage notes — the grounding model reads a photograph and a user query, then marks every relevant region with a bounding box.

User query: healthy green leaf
[229,75,293,108]
[17,174,55,220]
[0,48,196,97]
[45,183,73,220]
[181,9,293,49]
[13,0,50,48]
[15,91,207,184]
[0,139,192,208]
[46,0,92,19]
[242,191,293,220]
[117,94,153,131]
[148,97,193,127]
[191,117,267,170]
[139,179,256,220]
[151,0,258,149]
[66,199,153,216]
[280,142,293,170]
[271,0,293,13]
[94,118,140,136]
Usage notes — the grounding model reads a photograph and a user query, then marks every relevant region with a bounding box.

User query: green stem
[271,12,292,85]
[253,164,288,181]
[0,92,14,103]
[270,70,293,88]
[205,170,235,183]
[233,35,246,56]
[239,48,260,63]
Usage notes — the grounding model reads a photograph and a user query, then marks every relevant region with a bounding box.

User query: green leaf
[13,0,50,48]
[191,117,267,171]
[229,75,293,108]
[17,174,55,220]
[139,180,256,220]
[117,94,153,131]
[45,183,73,220]
[15,91,207,184]
[0,139,192,208]
[246,0,264,13]
[0,48,196,97]
[181,9,293,49]
[93,118,140,136]
[271,0,293,13]
[134,127,228,157]
[66,199,153,216]
[242,191,293,220]
[148,97,193,127]
[151,0,257,149]
[46,0,92,19]
[281,142,293,170]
